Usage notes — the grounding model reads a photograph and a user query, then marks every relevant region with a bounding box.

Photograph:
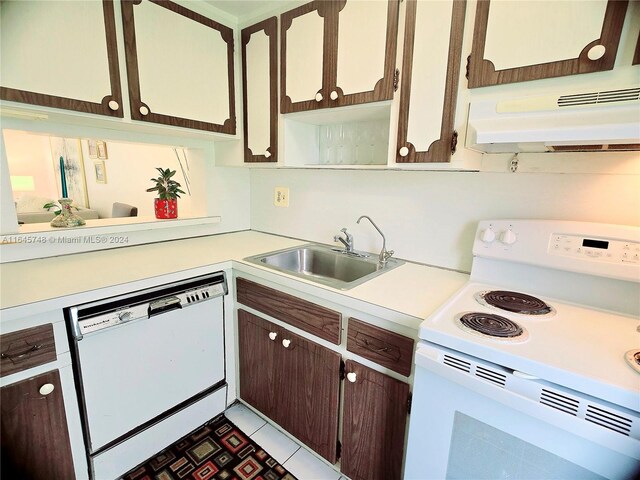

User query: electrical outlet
[274,187,289,207]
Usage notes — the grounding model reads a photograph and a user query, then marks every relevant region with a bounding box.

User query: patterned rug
[121,414,298,480]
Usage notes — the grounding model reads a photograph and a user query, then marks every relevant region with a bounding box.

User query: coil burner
[624,350,640,374]
[475,290,555,317]
[455,312,528,342]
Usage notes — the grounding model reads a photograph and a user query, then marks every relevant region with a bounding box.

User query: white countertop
[0,231,468,320]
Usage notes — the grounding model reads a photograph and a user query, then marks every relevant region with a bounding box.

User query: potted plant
[146,167,185,219]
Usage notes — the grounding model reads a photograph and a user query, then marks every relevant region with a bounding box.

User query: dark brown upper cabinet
[242,18,278,162]
[280,0,399,113]
[396,0,466,163]
[468,0,628,88]
[0,0,123,117]
[121,0,236,134]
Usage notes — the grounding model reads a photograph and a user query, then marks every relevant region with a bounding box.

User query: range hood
[467,87,640,153]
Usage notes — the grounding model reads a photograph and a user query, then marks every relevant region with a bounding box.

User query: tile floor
[225,402,349,480]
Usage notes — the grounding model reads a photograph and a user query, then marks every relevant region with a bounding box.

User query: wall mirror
[3,129,205,232]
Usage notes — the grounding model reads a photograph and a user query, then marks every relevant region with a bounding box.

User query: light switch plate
[274,187,289,207]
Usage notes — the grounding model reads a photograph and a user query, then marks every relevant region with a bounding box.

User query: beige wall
[3,130,58,203]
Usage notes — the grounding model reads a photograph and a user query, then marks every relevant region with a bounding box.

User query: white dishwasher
[68,271,228,480]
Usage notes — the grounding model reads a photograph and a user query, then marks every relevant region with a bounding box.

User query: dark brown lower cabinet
[341,360,410,480]
[238,309,341,463]
[1,369,75,480]
[238,309,281,419]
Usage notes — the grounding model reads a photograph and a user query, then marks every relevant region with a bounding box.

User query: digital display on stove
[582,239,609,249]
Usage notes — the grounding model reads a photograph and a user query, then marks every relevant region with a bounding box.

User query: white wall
[249,167,640,272]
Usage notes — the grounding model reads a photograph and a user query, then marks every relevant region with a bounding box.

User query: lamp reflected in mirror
[10,175,35,193]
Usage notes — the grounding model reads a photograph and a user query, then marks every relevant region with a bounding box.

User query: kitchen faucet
[334,228,354,253]
[357,215,394,266]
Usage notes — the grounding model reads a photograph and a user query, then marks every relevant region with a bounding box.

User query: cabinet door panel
[278,329,341,464]
[0,0,123,117]
[396,0,466,163]
[485,1,607,70]
[122,0,235,133]
[341,361,409,480]
[242,18,278,163]
[468,0,628,87]
[334,0,399,106]
[281,2,327,112]
[1,370,75,480]
[237,310,279,419]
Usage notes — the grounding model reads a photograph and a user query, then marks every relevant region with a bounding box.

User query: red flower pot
[154,198,178,219]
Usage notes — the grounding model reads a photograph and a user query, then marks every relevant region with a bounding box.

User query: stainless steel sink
[244,244,404,290]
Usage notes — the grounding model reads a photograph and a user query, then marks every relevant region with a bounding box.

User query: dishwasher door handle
[148,296,182,317]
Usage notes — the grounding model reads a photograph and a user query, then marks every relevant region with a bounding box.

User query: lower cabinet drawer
[236,277,342,344]
[347,318,414,376]
[1,324,56,377]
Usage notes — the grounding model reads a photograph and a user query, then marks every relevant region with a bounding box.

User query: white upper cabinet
[468,0,629,88]
[336,0,391,100]
[242,17,278,163]
[282,4,325,107]
[0,0,123,117]
[396,0,466,163]
[121,0,236,134]
[281,0,399,113]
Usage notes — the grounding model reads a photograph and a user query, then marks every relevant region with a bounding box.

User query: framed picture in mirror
[94,161,107,184]
[97,141,108,159]
[88,139,98,158]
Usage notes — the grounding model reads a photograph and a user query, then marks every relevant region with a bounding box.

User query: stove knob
[480,228,496,243]
[500,229,517,245]
[118,311,132,322]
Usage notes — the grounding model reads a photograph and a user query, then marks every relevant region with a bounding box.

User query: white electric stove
[405,220,640,480]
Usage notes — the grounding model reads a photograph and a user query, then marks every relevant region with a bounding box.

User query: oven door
[404,342,640,480]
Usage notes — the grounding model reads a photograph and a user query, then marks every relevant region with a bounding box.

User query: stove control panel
[549,234,640,265]
[473,220,640,283]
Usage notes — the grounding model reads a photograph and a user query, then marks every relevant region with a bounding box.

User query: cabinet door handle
[315,92,323,102]
[39,383,55,396]
[282,339,291,348]
[268,332,278,341]
[108,100,119,111]
[399,146,409,157]
[139,105,150,116]
[329,90,338,101]
[1,344,42,361]
[346,372,357,383]
[264,151,271,158]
